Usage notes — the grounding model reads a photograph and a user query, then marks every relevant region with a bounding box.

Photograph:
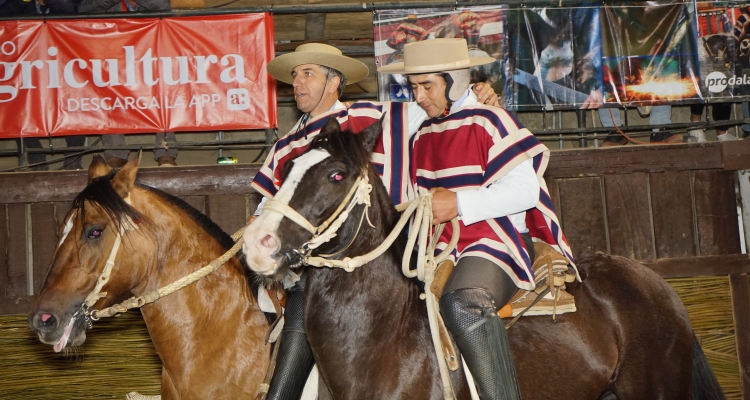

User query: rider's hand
[430,187,458,225]
[472,82,500,107]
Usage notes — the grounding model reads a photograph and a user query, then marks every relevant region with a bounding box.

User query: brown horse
[27,157,271,399]
[243,117,725,400]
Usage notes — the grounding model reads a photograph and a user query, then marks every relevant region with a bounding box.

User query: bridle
[262,170,375,272]
[261,164,463,400]
[77,196,139,328]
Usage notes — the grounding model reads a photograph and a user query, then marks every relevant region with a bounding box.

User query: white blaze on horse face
[243,149,331,274]
[58,213,75,247]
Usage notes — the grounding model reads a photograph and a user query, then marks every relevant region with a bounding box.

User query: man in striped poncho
[379,38,578,400]
[253,42,500,400]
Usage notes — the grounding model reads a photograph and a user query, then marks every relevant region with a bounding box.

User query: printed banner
[0,14,276,138]
[373,7,506,106]
[505,6,603,110]
[600,2,700,106]
[696,2,750,99]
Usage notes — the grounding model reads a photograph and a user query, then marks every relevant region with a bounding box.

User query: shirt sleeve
[407,102,427,136]
[254,196,268,216]
[456,159,540,225]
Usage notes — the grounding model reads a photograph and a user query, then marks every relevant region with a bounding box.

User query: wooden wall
[0,140,749,395]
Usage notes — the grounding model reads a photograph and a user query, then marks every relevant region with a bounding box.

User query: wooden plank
[0,296,33,315]
[305,13,327,40]
[693,170,742,256]
[0,164,261,204]
[206,194,248,235]
[557,177,608,259]
[5,205,27,298]
[605,173,655,260]
[649,171,695,259]
[547,143,724,178]
[30,203,57,295]
[544,177,561,223]
[729,273,750,398]
[722,138,750,171]
[640,254,750,278]
[181,196,206,215]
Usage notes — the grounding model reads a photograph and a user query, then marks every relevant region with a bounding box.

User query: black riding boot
[440,288,522,400]
[266,283,315,400]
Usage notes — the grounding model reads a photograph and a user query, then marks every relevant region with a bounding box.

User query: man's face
[408,73,448,118]
[291,64,330,114]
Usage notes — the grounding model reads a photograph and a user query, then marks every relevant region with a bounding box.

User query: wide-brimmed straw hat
[378,38,495,75]
[267,43,369,85]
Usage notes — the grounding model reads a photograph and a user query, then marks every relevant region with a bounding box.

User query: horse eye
[329,172,344,182]
[87,228,103,239]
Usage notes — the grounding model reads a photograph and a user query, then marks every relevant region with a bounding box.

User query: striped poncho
[410,104,577,291]
[252,101,412,206]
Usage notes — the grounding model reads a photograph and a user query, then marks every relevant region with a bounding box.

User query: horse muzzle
[29,309,87,352]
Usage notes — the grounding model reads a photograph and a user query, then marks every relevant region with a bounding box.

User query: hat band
[402,58,472,73]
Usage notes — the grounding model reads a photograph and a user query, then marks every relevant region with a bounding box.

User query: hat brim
[267,52,370,85]
[377,56,496,75]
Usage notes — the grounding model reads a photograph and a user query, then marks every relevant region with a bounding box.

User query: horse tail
[691,334,726,400]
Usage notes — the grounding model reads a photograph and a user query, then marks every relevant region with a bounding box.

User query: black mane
[309,122,372,173]
[72,174,238,269]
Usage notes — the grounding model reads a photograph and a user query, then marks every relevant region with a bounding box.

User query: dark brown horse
[243,117,725,400]
[28,157,271,399]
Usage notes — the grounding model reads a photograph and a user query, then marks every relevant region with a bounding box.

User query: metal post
[18,138,27,168]
[576,109,587,148]
[738,170,750,254]
[217,131,224,158]
[557,111,563,149]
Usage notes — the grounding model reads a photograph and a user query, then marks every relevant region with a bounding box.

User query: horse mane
[309,121,372,173]
[72,173,255,280]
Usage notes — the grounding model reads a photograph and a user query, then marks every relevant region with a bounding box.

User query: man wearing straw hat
[252,42,499,400]
[379,38,578,400]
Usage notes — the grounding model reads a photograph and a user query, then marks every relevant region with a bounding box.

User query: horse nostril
[36,313,57,329]
[261,234,278,251]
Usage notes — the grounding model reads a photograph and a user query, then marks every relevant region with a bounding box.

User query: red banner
[0,14,276,138]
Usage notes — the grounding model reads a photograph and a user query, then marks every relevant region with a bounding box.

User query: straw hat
[267,43,369,85]
[378,38,495,75]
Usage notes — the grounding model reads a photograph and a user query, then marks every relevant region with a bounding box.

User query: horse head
[243,116,384,280]
[28,156,152,353]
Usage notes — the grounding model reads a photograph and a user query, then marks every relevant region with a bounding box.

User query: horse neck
[127,190,267,373]
[306,171,424,334]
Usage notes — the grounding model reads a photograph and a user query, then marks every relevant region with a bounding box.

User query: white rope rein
[270,174,461,400]
[84,216,248,320]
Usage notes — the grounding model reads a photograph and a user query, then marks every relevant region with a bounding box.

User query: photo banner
[373,7,507,106]
[374,1,735,110]
[505,6,603,110]
[696,2,750,100]
[601,2,700,106]
[0,14,277,138]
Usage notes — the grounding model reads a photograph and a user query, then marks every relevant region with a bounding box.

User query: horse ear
[88,155,112,183]
[321,115,342,136]
[111,159,139,199]
[360,114,385,153]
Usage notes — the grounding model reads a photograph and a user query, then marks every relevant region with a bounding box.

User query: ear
[360,114,385,153]
[321,115,342,136]
[88,155,112,183]
[326,74,341,95]
[110,159,139,199]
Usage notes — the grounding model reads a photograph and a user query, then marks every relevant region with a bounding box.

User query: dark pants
[442,232,534,306]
